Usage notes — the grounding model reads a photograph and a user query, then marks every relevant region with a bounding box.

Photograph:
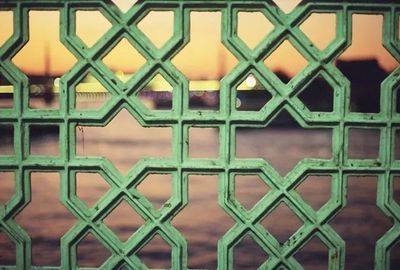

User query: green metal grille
[0,0,399,269]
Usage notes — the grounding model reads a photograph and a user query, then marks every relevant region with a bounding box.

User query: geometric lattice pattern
[0,0,399,269]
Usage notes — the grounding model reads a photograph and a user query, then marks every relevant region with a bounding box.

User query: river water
[0,108,400,269]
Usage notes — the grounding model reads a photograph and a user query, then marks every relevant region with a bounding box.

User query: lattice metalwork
[0,0,399,269]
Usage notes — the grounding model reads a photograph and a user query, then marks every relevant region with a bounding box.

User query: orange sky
[0,5,398,79]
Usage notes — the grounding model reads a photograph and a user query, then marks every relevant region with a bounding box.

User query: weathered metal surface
[0,0,399,269]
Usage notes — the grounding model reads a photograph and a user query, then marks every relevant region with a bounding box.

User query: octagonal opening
[172,12,238,111]
[236,110,332,176]
[172,175,234,269]
[15,172,75,266]
[75,108,172,174]
[330,176,392,269]
[337,14,397,113]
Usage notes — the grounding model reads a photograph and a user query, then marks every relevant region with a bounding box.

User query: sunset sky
[0,1,398,79]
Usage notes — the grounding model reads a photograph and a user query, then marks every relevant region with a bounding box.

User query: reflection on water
[1,118,400,269]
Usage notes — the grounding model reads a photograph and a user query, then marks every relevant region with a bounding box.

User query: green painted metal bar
[0,0,399,269]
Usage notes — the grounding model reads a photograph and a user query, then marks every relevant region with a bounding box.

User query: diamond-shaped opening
[75,72,111,110]
[236,74,272,111]
[338,15,397,113]
[29,125,59,156]
[294,236,329,270]
[235,174,270,210]
[261,202,303,244]
[136,234,171,269]
[394,176,400,205]
[15,172,76,265]
[76,11,111,48]
[299,13,336,50]
[103,200,144,242]
[0,171,14,207]
[348,128,380,159]
[298,75,334,112]
[272,0,302,14]
[236,110,332,176]
[102,38,146,83]
[0,11,13,47]
[396,130,400,160]
[0,230,16,265]
[76,109,172,174]
[0,73,14,109]
[0,125,14,156]
[189,127,219,159]
[172,12,238,111]
[76,172,111,208]
[77,232,111,267]
[137,74,173,110]
[330,176,391,269]
[296,175,331,211]
[12,11,76,110]
[391,240,400,270]
[137,173,172,209]
[137,11,174,49]
[237,11,274,49]
[172,175,234,269]
[264,40,308,82]
[234,234,268,269]
[111,0,136,13]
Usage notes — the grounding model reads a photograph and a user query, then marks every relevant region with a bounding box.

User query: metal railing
[0,0,399,269]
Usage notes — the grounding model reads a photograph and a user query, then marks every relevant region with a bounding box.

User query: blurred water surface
[0,109,399,269]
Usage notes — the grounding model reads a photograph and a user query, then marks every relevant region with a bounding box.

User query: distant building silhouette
[337,59,388,113]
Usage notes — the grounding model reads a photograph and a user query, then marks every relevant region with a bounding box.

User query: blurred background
[0,0,400,268]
